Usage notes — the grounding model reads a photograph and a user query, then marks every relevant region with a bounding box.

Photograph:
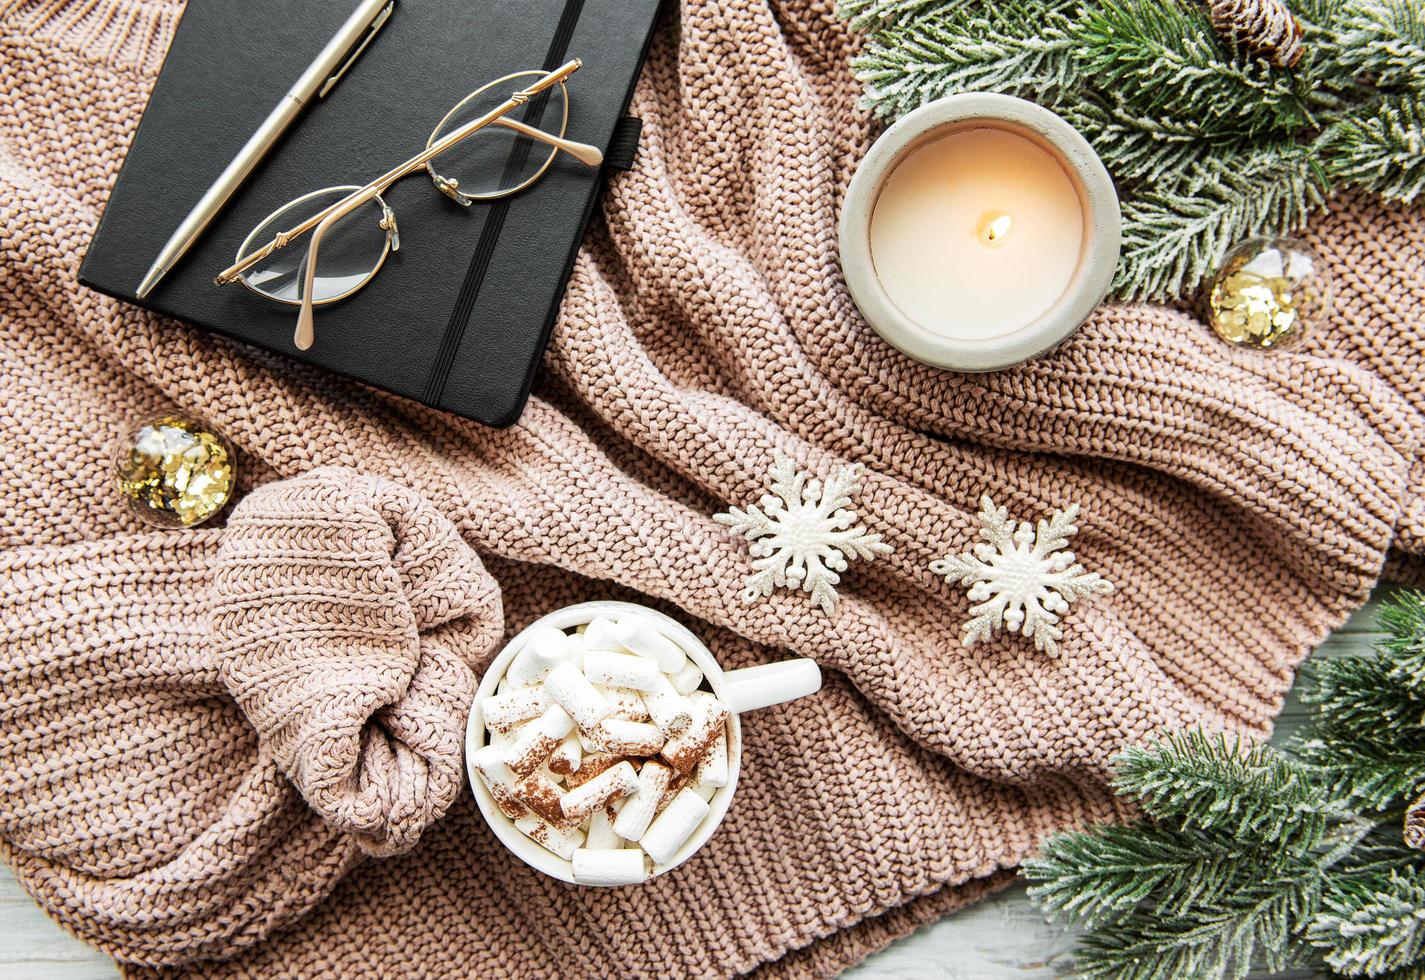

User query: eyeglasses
[214,59,602,351]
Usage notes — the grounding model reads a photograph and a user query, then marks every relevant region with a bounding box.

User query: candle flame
[978,212,1013,248]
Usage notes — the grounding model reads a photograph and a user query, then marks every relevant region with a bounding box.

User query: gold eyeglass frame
[214,59,602,351]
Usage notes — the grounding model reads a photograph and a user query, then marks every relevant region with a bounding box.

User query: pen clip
[318,0,394,99]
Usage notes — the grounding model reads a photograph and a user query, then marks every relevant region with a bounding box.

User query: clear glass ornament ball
[112,414,236,528]
[1207,237,1333,351]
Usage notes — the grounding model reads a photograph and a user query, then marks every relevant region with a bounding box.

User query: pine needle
[1025,823,1294,926]
[1017,593,1425,979]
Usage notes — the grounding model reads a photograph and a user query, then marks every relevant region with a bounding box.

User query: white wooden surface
[0,591,1392,980]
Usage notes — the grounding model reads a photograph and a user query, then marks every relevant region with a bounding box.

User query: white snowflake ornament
[931,495,1112,656]
[715,453,892,615]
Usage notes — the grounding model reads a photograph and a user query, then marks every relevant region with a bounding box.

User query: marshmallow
[586,806,625,850]
[640,788,710,865]
[668,661,704,696]
[642,674,693,736]
[545,661,612,734]
[504,705,574,777]
[572,848,648,886]
[470,745,528,820]
[565,753,628,788]
[598,718,665,756]
[548,734,583,778]
[661,696,730,775]
[577,725,609,753]
[506,626,569,688]
[581,617,628,653]
[488,727,516,752]
[614,616,688,673]
[517,813,585,860]
[613,760,674,842]
[481,685,550,733]
[513,770,568,825]
[564,631,586,672]
[657,773,688,813]
[692,717,729,788]
[584,650,661,691]
[560,761,639,822]
[597,685,652,723]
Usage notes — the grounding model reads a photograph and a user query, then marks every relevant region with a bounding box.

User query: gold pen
[136,0,395,299]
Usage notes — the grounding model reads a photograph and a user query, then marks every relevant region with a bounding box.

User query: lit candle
[869,127,1085,342]
[839,94,1120,372]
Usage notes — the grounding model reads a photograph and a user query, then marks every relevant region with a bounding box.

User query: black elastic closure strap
[605,115,642,172]
[423,0,586,407]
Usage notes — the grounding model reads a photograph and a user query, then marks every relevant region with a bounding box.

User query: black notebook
[79,0,662,427]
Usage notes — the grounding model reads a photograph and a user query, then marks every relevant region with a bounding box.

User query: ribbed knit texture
[1,0,1423,976]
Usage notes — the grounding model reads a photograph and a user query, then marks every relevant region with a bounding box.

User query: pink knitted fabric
[1,0,1423,976]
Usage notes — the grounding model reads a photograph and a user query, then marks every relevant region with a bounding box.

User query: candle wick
[979,212,1013,247]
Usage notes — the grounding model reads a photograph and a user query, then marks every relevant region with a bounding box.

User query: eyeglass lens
[426,71,569,201]
[238,186,391,305]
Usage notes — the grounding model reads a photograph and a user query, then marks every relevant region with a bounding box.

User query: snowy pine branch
[1320,95,1425,204]
[1025,824,1285,926]
[1115,143,1325,299]
[1023,592,1425,979]
[850,1,1079,118]
[1114,730,1335,848]
[1311,871,1425,976]
[1325,0,1425,90]
[1075,0,1313,139]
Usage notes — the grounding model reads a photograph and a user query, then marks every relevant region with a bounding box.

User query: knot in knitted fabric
[211,467,503,856]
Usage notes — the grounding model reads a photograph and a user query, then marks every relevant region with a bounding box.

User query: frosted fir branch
[1114,143,1326,300]
[1297,733,1425,813]
[1074,0,1315,139]
[1025,824,1277,927]
[1062,101,1235,185]
[1115,730,1337,849]
[851,2,1080,119]
[1326,0,1425,90]
[1381,590,1425,691]
[1320,95,1425,204]
[1309,871,1425,976]
[836,0,965,33]
[1299,654,1425,747]
[1070,868,1323,979]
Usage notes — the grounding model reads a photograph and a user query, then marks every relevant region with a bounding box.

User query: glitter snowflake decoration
[931,495,1112,656]
[715,453,892,615]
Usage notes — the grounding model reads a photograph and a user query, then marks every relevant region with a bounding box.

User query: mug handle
[721,659,822,714]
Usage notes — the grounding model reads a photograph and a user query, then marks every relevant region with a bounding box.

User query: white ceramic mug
[465,600,822,884]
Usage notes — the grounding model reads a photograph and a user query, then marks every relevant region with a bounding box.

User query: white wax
[869,127,1084,342]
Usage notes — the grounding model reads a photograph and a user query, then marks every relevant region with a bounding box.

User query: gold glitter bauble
[114,415,235,528]
[1207,237,1332,350]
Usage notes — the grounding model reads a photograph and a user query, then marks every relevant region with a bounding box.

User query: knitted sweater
[1,0,1423,977]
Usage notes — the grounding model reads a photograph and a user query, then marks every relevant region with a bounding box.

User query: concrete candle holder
[839,93,1121,372]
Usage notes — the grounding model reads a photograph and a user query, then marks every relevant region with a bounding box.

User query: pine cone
[1208,0,1305,68]
[1406,790,1425,850]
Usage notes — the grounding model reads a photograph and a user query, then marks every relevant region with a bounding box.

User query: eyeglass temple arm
[293,190,377,349]
[492,116,603,166]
